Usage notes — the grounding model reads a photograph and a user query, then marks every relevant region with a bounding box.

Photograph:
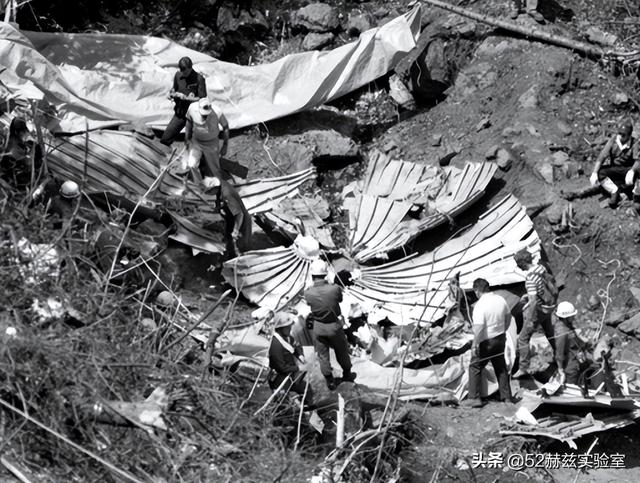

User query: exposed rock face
[347,13,374,36]
[302,32,334,51]
[292,3,340,33]
[217,5,270,37]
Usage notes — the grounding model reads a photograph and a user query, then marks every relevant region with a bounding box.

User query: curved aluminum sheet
[346,195,540,325]
[45,129,315,215]
[346,151,498,262]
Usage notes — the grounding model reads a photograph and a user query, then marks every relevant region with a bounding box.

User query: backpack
[538,269,559,313]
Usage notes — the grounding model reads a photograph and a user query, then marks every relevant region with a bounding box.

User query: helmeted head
[203,176,221,191]
[619,119,633,143]
[60,180,80,199]
[472,278,490,298]
[310,259,328,278]
[556,301,577,320]
[198,98,213,116]
[178,57,193,76]
[273,312,294,335]
[514,249,534,271]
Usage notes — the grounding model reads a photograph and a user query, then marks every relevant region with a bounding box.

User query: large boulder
[292,3,340,32]
[302,32,334,51]
[217,5,270,37]
[347,12,374,36]
[225,128,360,177]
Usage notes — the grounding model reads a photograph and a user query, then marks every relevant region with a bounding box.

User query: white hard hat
[273,312,294,329]
[198,98,213,115]
[60,180,80,199]
[556,301,577,319]
[155,291,174,307]
[310,259,328,277]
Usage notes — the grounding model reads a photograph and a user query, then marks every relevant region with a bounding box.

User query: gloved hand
[626,169,635,186]
[590,172,599,187]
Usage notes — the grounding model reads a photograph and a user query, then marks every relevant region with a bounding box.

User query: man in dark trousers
[161,56,207,146]
[203,176,251,255]
[304,259,356,390]
[268,312,312,405]
[465,278,512,408]
[590,120,639,208]
[513,249,558,378]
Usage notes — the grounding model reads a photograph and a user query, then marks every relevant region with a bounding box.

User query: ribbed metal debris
[501,410,640,448]
[221,236,321,312]
[346,151,497,261]
[345,194,539,325]
[46,130,316,215]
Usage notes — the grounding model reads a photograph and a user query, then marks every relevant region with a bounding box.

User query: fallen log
[420,0,639,64]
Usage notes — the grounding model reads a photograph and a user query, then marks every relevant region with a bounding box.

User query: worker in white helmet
[304,259,356,390]
[554,301,594,386]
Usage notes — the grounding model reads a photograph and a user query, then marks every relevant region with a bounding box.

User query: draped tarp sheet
[0,7,420,133]
[214,326,484,400]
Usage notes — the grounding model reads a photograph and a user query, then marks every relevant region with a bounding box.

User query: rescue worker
[590,120,639,208]
[513,249,558,378]
[161,57,207,146]
[184,97,229,180]
[268,312,313,405]
[465,278,512,408]
[203,176,251,255]
[304,259,356,390]
[554,301,592,386]
[510,0,544,23]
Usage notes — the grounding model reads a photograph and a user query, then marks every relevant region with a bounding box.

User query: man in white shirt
[465,278,512,407]
[184,98,229,179]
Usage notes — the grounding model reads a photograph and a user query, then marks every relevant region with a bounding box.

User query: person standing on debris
[465,278,512,408]
[554,301,593,386]
[304,259,356,390]
[268,312,313,405]
[161,57,207,146]
[203,176,251,255]
[590,120,639,208]
[510,0,544,23]
[184,98,229,179]
[513,249,558,378]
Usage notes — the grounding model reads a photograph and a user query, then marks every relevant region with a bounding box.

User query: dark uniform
[304,280,353,381]
[219,180,252,255]
[160,69,207,146]
[595,134,640,190]
[555,318,593,385]
[268,333,310,401]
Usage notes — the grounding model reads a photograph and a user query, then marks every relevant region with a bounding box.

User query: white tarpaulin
[0,7,420,133]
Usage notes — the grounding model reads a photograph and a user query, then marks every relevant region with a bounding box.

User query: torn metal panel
[222,236,321,312]
[346,151,497,261]
[169,213,225,255]
[234,168,317,215]
[501,410,640,448]
[46,130,316,215]
[258,195,335,248]
[521,384,640,411]
[345,195,540,325]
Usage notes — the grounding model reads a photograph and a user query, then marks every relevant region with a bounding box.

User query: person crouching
[268,312,313,406]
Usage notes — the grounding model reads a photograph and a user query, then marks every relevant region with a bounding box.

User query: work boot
[527,10,545,23]
[609,191,621,208]
[342,371,357,383]
[461,398,485,408]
